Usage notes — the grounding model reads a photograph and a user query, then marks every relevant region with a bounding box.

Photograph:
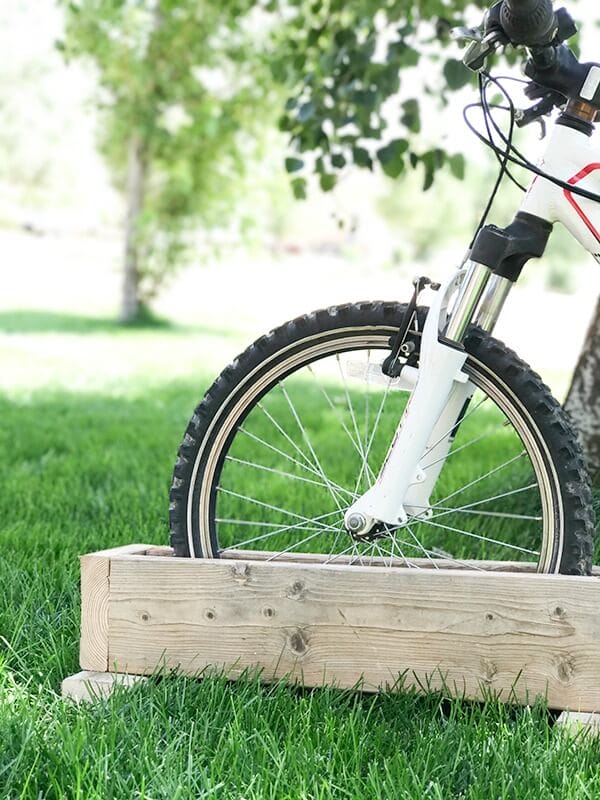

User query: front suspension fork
[344,260,513,534]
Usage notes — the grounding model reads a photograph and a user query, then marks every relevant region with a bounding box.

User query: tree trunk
[565,294,600,480]
[121,134,147,323]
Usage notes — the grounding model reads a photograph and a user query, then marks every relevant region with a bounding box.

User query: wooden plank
[220,550,540,572]
[555,711,600,736]
[79,544,154,671]
[153,546,600,575]
[101,551,600,711]
[62,670,146,702]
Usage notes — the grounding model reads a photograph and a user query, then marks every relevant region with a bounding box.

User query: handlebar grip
[500,0,557,47]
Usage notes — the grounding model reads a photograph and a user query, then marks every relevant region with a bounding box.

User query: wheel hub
[345,513,389,542]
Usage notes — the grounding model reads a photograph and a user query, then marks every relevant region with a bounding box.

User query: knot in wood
[287,581,306,600]
[204,608,216,621]
[231,563,250,584]
[557,656,575,683]
[290,629,307,655]
[480,658,497,683]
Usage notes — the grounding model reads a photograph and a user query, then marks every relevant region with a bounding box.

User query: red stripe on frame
[563,162,600,243]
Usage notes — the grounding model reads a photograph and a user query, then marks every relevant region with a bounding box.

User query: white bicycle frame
[345,118,600,533]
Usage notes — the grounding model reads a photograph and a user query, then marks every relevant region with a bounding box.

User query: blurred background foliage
[1,0,594,321]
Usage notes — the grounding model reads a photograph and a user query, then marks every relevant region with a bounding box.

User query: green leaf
[331,153,346,169]
[376,139,408,179]
[420,149,446,192]
[448,153,465,180]
[401,99,420,134]
[298,102,316,123]
[352,146,372,170]
[443,59,472,90]
[423,164,435,192]
[319,172,336,191]
[291,177,307,200]
[278,114,294,133]
[285,157,304,174]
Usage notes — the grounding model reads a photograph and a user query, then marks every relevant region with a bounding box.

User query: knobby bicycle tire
[170,302,595,575]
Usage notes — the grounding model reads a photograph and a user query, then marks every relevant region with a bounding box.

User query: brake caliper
[382,276,439,378]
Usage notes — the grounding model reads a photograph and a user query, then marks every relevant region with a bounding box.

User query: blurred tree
[60,0,497,321]
[565,304,600,481]
[59,0,281,322]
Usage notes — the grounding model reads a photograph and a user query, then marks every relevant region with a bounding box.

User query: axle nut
[346,513,368,534]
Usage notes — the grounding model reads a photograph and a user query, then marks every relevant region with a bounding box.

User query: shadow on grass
[0,309,237,339]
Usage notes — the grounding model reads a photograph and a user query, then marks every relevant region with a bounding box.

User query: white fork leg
[402,379,476,517]
[344,267,482,530]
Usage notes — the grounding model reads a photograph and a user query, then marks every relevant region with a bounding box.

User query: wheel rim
[191,326,561,572]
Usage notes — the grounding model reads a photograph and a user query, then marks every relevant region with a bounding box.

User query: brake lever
[515,87,566,138]
[514,97,555,138]
[451,26,483,44]
[452,27,508,73]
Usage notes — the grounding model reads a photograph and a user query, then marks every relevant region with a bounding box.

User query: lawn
[1,310,600,800]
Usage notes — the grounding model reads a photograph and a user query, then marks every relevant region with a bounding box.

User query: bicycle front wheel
[170,302,594,574]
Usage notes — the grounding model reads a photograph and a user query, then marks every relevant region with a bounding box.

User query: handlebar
[457,1,600,117]
[499,0,557,47]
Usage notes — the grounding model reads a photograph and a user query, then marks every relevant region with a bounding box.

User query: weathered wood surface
[62,670,146,702]
[556,711,600,737]
[79,544,157,671]
[79,544,600,711]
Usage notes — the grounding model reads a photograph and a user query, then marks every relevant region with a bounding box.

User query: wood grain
[556,711,600,736]
[87,549,600,711]
[79,544,154,671]
[62,670,146,701]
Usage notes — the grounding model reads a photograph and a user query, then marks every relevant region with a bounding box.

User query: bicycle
[169,0,599,576]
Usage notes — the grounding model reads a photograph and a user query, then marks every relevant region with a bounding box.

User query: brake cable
[464,72,600,207]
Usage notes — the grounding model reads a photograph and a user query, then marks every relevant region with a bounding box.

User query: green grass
[2,311,600,799]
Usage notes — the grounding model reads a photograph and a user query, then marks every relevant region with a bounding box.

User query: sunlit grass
[1,312,600,799]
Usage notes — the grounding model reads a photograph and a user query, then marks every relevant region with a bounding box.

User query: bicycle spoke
[431,451,528,508]
[403,524,438,569]
[414,516,539,556]
[324,540,362,564]
[353,376,393,495]
[336,354,376,485]
[224,455,357,500]
[422,395,489,457]
[377,541,419,569]
[266,527,339,561]
[279,381,348,512]
[217,486,341,530]
[238,427,350,496]
[372,530,488,571]
[421,425,506,471]
[218,510,342,551]
[440,508,541,521]
[256,402,320,474]
[428,498,541,523]
[307,363,376,484]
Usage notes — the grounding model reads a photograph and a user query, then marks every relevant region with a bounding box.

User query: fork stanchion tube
[444,261,493,343]
[473,274,513,333]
